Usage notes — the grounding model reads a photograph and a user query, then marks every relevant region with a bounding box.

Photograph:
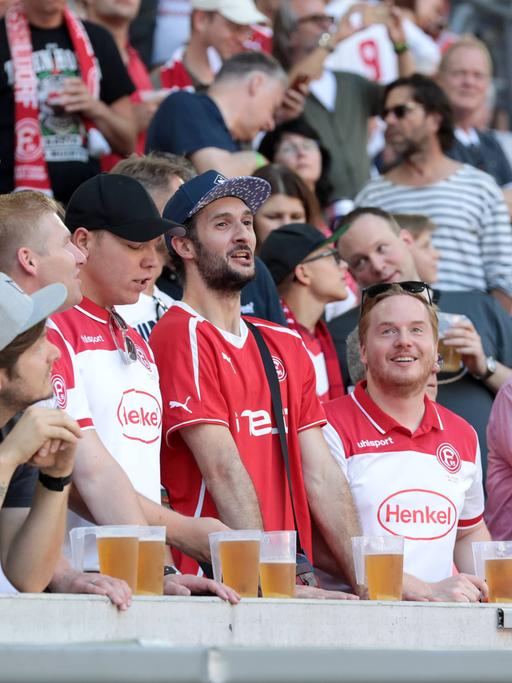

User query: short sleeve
[322,421,348,476]
[3,464,37,508]
[459,435,485,528]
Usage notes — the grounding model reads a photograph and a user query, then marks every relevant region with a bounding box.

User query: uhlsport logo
[377,489,457,540]
[272,356,287,382]
[357,436,394,449]
[52,374,67,409]
[436,442,461,473]
[117,389,162,444]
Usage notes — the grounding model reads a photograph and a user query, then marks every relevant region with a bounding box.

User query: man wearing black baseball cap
[46,173,239,604]
[259,222,349,402]
[152,170,361,596]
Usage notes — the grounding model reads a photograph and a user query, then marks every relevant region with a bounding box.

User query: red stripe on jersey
[78,418,94,429]
[458,514,484,528]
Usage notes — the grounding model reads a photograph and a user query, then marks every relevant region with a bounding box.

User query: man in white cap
[0,274,81,593]
[159,0,268,92]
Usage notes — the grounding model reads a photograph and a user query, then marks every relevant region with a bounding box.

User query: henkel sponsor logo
[117,389,162,444]
[52,374,67,409]
[235,408,288,437]
[377,489,457,540]
[436,442,461,474]
[357,436,394,449]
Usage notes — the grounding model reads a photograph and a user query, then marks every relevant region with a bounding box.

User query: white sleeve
[322,421,348,476]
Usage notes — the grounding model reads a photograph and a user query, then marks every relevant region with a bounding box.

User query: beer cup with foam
[473,540,512,602]
[70,525,141,592]
[209,530,261,597]
[352,535,404,600]
[260,531,296,598]
[437,312,467,373]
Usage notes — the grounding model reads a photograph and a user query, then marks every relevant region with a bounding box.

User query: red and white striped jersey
[323,382,484,582]
[150,301,326,573]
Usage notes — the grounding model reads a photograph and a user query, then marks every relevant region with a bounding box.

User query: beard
[193,239,256,293]
[367,353,435,399]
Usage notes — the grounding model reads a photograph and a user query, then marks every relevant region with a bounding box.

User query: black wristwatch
[164,565,181,576]
[472,355,497,381]
[38,471,73,492]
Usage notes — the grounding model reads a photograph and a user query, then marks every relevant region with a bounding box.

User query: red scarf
[281,300,345,401]
[6,0,100,195]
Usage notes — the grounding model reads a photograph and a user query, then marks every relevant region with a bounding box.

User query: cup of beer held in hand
[209,530,261,597]
[259,531,296,599]
[352,535,404,601]
[437,312,467,373]
[136,526,166,596]
[472,540,512,602]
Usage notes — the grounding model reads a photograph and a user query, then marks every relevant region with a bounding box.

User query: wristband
[38,471,73,492]
[164,565,181,576]
[254,152,267,170]
[393,41,409,55]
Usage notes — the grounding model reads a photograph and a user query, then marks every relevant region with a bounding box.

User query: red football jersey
[151,302,326,573]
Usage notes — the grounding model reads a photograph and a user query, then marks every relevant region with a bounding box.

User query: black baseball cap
[259,222,349,285]
[163,170,271,225]
[65,174,186,241]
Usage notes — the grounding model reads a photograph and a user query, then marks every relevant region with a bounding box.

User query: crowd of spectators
[1,0,512,607]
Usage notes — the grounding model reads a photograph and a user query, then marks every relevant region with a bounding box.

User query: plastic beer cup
[136,526,166,596]
[259,531,296,598]
[352,535,404,600]
[437,313,467,373]
[473,540,512,602]
[209,530,261,597]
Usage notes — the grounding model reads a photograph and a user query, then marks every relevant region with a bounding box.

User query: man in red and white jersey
[323,282,491,602]
[48,172,239,602]
[151,169,361,591]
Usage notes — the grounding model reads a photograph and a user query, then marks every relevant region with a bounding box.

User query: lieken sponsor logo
[117,389,162,444]
[377,489,457,540]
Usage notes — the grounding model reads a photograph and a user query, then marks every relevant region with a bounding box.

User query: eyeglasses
[277,139,320,157]
[109,309,138,365]
[381,102,420,121]
[360,281,434,310]
[302,248,343,265]
[296,13,335,29]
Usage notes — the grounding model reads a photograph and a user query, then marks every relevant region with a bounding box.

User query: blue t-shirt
[146,90,239,157]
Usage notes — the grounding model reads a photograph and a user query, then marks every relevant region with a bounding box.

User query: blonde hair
[439,35,493,76]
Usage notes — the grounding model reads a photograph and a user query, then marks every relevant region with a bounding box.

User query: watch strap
[38,471,73,492]
[163,565,181,576]
[472,356,496,381]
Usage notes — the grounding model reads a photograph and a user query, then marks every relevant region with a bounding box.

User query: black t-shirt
[0,418,37,509]
[0,18,135,204]
[145,90,239,157]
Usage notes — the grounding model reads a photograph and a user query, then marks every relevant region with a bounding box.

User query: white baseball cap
[191,0,267,25]
[0,273,67,352]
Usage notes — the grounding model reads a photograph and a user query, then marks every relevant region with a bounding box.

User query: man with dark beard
[151,170,361,594]
[323,283,491,602]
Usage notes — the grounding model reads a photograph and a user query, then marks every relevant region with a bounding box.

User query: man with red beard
[323,283,491,602]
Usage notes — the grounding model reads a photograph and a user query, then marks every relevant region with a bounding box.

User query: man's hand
[404,573,488,602]
[275,85,307,124]
[49,569,132,610]
[1,406,80,471]
[294,584,359,600]
[164,574,240,604]
[441,318,487,377]
[55,77,102,118]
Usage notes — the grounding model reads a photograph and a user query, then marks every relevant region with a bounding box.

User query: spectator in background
[438,36,512,216]
[159,0,267,91]
[258,116,333,214]
[0,0,136,204]
[328,206,512,476]
[356,74,512,314]
[392,213,440,284]
[485,377,512,540]
[84,0,167,171]
[146,52,288,176]
[152,0,191,67]
[259,222,348,401]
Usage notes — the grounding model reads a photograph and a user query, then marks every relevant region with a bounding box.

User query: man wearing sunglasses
[151,170,361,594]
[324,283,491,602]
[47,173,239,603]
[328,206,512,479]
[259,222,349,402]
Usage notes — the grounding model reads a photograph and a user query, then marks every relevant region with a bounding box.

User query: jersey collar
[74,297,109,324]
[352,381,444,437]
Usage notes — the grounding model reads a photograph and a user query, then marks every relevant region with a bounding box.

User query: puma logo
[168,396,192,414]
[222,351,236,374]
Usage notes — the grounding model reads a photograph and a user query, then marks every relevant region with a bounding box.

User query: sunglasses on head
[360,281,434,311]
[109,308,138,365]
[381,102,420,121]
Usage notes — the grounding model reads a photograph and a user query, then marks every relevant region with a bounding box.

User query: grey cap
[0,274,67,352]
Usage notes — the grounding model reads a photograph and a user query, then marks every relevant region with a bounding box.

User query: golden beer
[136,539,165,595]
[219,539,260,597]
[96,536,139,590]
[260,561,296,598]
[485,558,512,602]
[365,553,403,600]
[438,340,462,373]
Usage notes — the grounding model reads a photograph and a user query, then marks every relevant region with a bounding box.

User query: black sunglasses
[360,281,434,311]
[381,102,420,121]
[109,308,138,365]
[302,248,343,265]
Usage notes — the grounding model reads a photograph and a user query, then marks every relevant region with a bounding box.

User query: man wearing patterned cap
[151,170,361,594]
